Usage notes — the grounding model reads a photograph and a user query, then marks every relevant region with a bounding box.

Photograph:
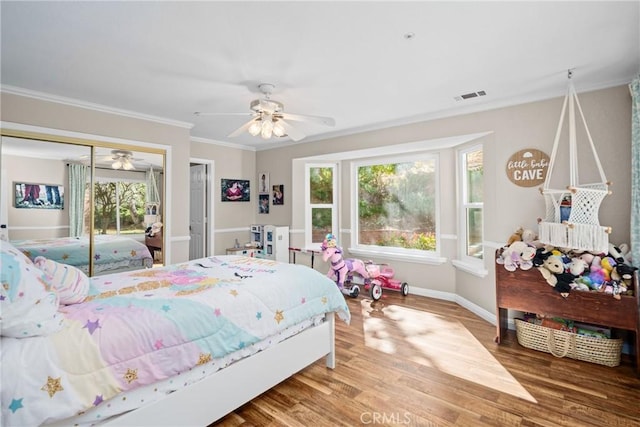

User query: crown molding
[1,85,194,130]
[190,136,256,152]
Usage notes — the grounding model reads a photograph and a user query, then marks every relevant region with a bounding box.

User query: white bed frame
[52,312,336,427]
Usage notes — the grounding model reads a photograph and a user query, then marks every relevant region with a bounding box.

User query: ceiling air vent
[454,90,487,101]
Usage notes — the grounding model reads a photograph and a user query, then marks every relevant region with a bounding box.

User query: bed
[10,234,154,275]
[0,240,350,427]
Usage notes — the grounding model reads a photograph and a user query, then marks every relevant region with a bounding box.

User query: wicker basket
[514,319,623,367]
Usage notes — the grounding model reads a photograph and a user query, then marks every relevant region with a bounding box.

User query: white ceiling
[1,1,638,150]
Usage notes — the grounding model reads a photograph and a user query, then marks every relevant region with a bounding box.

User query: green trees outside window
[357,160,437,251]
[94,182,147,235]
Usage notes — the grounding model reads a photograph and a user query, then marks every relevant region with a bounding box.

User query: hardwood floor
[213,291,640,426]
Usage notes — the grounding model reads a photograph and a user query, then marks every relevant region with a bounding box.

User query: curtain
[146,167,160,203]
[68,163,88,237]
[630,75,640,268]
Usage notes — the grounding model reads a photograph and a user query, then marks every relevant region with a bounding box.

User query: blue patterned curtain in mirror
[68,163,88,237]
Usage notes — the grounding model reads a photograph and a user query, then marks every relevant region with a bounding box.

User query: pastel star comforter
[1,252,350,427]
[11,234,154,274]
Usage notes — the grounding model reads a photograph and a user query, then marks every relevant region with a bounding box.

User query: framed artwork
[258,194,270,214]
[221,179,250,202]
[14,182,64,209]
[258,172,269,194]
[272,184,284,205]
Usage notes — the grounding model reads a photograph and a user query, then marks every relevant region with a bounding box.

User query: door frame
[189,158,214,258]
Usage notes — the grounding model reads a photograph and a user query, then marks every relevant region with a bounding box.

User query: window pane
[466,149,483,203]
[466,207,483,259]
[94,182,147,235]
[357,161,436,251]
[311,207,332,242]
[309,167,333,204]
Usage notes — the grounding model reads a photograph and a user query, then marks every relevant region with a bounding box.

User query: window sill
[347,248,447,265]
[451,259,488,278]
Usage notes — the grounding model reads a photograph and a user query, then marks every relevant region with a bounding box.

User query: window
[458,145,483,262]
[306,163,337,247]
[352,155,439,257]
[93,180,147,235]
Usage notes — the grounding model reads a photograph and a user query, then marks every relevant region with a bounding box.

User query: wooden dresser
[145,231,162,262]
[495,250,639,373]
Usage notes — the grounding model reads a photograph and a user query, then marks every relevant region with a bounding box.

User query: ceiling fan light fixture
[248,119,262,136]
[122,159,134,170]
[261,117,274,139]
[273,120,285,137]
[112,159,123,169]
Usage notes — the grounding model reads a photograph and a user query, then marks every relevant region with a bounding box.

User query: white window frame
[349,153,443,264]
[304,162,338,249]
[453,143,487,276]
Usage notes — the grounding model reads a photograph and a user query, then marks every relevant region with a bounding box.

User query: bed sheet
[1,256,350,427]
[11,235,153,273]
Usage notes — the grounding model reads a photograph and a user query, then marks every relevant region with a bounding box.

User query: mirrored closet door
[1,132,165,276]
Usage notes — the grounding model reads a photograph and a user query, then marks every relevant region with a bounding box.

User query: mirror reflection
[1,135,165,276]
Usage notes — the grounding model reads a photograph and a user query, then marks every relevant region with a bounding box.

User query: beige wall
[3,155,69,239]
[257,85,632,315]
[190,140,256,254]
[0,85,631,317]
[0,92,192,262]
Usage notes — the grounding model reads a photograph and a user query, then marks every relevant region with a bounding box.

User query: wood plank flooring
[212,291,640,426]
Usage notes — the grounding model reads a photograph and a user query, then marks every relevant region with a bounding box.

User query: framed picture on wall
[272,184,284,205]
[258,193,269,214]
[258,172,269,194]
[221,179,250,202]
[14,182,64,209]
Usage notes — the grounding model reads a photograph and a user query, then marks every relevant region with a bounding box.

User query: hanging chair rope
[538,72,611,253]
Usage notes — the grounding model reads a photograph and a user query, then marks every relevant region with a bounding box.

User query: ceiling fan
[103,149,141,170]
[195,83,335,142]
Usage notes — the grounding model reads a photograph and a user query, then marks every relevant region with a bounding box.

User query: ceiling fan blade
[228,118,258,138]
[277,119,306,142]
[281,112,335,127]
[194,112,252,117]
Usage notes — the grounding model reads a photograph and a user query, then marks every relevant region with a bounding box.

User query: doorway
[189,160,213,260]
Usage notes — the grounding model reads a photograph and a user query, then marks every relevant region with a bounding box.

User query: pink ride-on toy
[347,261,409,301]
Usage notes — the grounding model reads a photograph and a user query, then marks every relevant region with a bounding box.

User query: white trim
[397,286,495,325]
[191,136,256,152]
[454,294,496,325]
[2,85,193,129]
[350,152,441,257]
[7,225,69,231]
[348,247,447,265]
[441,234,458,240]
[298,132,492,161]
[189,158,215,257]
[214,227,251,234]
[483,240,505,249]
[451,259,489,278]
[170,235,191,242]
[1,121,169,152]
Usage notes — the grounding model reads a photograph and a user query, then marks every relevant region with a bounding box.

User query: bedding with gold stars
[1,254,350,427]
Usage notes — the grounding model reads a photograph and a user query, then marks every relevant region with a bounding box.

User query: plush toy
[609,243,633,266]
[506,227,524,246]
[532,246,552,267]
[537,254,575,297]
[588,255,606,290]
[497,241,536,271]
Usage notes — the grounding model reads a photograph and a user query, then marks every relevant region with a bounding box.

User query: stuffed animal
[497,241,536,271]
[537,254,575,297]
[588,255,606,290]
[506,227,524,246]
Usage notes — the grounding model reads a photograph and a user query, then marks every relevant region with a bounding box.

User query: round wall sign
[506,148,550,187]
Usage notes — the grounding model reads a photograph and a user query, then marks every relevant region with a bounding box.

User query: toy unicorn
[320,233,368,297]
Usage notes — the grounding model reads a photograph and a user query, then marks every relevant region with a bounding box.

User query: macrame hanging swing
[538,70,612,253]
